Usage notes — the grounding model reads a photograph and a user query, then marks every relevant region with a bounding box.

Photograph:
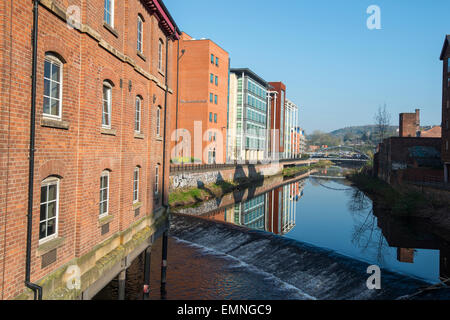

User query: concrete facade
[0,0,179,299]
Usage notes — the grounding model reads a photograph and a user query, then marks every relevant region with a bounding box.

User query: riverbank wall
[169,160,315,191]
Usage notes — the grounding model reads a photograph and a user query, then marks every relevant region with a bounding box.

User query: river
[94,170,450,300]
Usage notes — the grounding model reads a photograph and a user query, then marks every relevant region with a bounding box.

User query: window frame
[158,39,164,71]
[133,167,140,203]
[39,177,60,245]
[155,165,160,195]
[135,96,142,133]
[214,95,218,105]
[215,76,218,86]
[156,106,161,137]
[137,15,143,53]
[43,55,63,120]
[104,0,115,28]
[214,113,217,123]
[216,57,219,66]
[211,54,214,64]
[99,171,110,218]
[102,82,113,129]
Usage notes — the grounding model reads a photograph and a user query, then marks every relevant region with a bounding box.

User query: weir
[170,214,429,300]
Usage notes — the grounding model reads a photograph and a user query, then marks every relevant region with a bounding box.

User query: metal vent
[135,207,140,217]
[41,249,57,269]
[101,223,110,235]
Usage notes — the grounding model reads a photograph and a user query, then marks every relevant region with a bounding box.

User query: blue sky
[164,0,450,133]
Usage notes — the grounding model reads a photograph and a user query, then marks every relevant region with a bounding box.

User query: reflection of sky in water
[284,179,440,283]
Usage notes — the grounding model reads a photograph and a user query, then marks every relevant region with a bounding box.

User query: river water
[94,172,450,300]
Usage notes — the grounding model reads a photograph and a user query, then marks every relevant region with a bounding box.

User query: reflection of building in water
[207,180,306,236]
[233,194,266,230]
[375,206,450,280]
[397,248,415,263]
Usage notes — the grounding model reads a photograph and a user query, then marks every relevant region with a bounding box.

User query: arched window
[135,96,142,133]
[133,167,140,203]
[158,39,164,71]
[104,0,114,27]
[40,177,60,243]
[156,106,161,137]
[43,54,63,119]
[99,171,110,217]
[102,81,113,128]
[137,15,143,53]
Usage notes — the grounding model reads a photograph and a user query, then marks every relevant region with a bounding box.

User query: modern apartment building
[228,68,269,162]
[267,82,287,159]
[284,99,299,159]
[440,35,450,183]
[172,32,229,164]
[0,0,179,300]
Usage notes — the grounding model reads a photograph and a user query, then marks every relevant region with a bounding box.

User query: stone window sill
[98,215,114,227]
[41,117,70,130]
[134,132,145,139]
[137,51,146,61]
[156,136,163,142]
[37,237,65,257]
[132,202,143,210]
[103,23,118,38]
[101,127,117,136]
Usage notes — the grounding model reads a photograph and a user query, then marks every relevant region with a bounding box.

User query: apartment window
[214,95,218,105]
[214,113,217,123]
[211,54,214,64]
[39,178,59,243]
[43,55,63,119]
[210,73,214,84]
[210,93,213,103]
[99,171,109,217]
[102,82,112,128]
[216,57,219,67]
[215,76,218,86]
[133,167,139,203]
[137,16,143,53]
[104,0,114,27]
[448,58,450,73]
[448,78,450,88]
[155,165,160,194]
[158,39,164,71]
[135,97,142,133]
[156,106,161,137]
[209,112,213,122]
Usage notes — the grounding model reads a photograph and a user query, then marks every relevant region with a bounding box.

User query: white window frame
[137,15,143,53]
[102,82,112,129]
[43,55,63,120]
[104,0,115,27]
[155,165,159,195]
[135,96,142,133]
[99,171,110,218]
[158,39,164,71]
[133,167,139,203]
[156,106,161,137]
[39,177,60,245]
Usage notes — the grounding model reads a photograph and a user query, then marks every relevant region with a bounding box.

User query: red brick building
[267,82,286,158]
[0,0,179,299]
[171,32,229,164]
[440,35,450,183]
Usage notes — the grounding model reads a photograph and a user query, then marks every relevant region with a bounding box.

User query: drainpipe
[25,0,43,300]
[161,34,172,209]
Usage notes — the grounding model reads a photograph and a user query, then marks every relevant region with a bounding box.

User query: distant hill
[329,125,398,138]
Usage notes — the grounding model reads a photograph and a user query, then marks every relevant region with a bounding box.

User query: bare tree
[374,104,391,144]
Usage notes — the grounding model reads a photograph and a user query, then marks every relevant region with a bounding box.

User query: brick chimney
[399,109,421,137]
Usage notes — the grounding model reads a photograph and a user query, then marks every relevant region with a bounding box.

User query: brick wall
[0,0,178,300]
